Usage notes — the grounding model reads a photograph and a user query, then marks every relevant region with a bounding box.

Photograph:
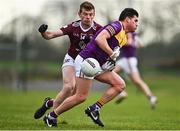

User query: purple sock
[49,111,58,118]
[90,103,100,111]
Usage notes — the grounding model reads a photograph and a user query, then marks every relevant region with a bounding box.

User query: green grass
[0,73,180,130]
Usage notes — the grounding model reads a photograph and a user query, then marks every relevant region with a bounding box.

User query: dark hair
[79,1,95,13]
[119,8,139,21]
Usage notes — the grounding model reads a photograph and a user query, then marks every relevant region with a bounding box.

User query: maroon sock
[47,99,53,108]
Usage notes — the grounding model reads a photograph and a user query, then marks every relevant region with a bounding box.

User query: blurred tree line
[0,0,180,88]
[138,34,180,69]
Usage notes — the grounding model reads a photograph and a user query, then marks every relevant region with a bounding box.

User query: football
[81,58,102,77]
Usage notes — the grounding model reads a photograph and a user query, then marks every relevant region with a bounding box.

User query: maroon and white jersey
[60,20,102,59]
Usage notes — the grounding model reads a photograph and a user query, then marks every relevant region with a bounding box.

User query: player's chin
[84,21,91,26]
[134,26,138,30]
[131,28,137,32]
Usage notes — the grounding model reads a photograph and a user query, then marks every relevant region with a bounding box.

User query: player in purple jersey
[114,32,157,109]
[42,8,139,127]
[34,1,102,123]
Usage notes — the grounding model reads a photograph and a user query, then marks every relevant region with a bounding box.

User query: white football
[81,58,102,77]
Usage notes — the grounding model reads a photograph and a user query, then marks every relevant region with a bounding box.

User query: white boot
[115,90,128,104]
[150,96,157,109]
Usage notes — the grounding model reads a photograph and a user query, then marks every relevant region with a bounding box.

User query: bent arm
[135,36,144,48]
[95,29,113,57]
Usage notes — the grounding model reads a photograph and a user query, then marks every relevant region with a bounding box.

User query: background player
[113,32,157,109]
[34,1,102,119]
[43,8,139,127]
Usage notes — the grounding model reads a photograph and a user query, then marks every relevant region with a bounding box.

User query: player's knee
[115,80,126,93]
[75,94,87,103]
[63,82,75,92]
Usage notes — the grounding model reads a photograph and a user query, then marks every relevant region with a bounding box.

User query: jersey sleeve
[60,23,72,35]
[105,21,122,37]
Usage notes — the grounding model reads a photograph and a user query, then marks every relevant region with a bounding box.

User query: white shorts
[74,55,94,80]
[62,53,75,69]
[116,57,139,74]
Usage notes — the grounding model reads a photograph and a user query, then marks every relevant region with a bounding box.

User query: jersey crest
[92,23,99,31]
[72,21,80,27]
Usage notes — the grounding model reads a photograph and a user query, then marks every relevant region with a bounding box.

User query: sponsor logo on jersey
[73,33,79,37]
[79,41,86,49]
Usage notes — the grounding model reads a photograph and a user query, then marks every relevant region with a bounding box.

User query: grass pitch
[0,73,180,130]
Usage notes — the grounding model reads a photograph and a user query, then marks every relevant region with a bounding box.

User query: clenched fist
[38,24,48,33]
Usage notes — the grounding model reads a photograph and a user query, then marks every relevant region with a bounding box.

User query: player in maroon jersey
[34,1,102,123]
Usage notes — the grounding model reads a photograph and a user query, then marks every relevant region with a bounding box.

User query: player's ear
[78,11,81,17]
[127,17,131,23]
[78,12,80,16]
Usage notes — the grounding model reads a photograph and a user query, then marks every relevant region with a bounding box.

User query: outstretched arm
[38,24,64,40]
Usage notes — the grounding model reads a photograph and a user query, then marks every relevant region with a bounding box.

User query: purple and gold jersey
[79,21,127,65]
[60,20,102,59]
[120,32,137,58]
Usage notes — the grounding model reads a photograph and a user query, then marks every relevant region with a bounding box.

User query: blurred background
[0,0,180,91]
